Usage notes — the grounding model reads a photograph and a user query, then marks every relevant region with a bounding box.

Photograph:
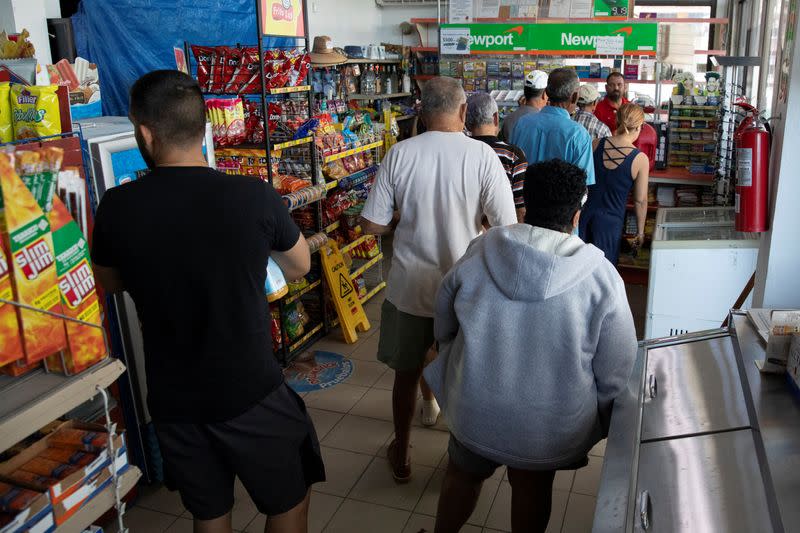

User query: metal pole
[757,0,776,110]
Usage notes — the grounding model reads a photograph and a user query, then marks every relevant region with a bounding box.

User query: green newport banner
[440,22,659,55]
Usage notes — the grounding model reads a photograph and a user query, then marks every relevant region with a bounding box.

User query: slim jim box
[0,239,23,367]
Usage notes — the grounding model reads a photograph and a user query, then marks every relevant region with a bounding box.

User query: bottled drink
[375,65,383,95]
[384,66,394,94]
[363,65,377,95]
[402,69,411,93]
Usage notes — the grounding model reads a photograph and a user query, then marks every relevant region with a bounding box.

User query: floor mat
[284,351,353,393]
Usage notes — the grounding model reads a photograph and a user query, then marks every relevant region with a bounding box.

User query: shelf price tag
[320,242,370,344]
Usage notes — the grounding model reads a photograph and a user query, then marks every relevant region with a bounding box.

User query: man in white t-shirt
[360,76,517,483]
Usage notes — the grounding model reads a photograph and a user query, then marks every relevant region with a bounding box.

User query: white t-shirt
[362,131,517,317]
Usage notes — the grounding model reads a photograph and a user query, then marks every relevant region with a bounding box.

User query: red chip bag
[288,53,310,87]
[222,47,243,92]
[209,46,229,93]
[228,47,260,93]
[191,46,215,92]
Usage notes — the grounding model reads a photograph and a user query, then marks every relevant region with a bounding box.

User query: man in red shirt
[594,72,629,132]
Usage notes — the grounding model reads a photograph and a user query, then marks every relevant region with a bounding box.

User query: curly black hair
[523,159,588,233]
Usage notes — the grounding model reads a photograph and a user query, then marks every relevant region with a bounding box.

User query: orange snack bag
[48,428,108,453]
[45,195,106,375]
[0,152,66,363]
[18,458,78,480]
[0,239,23,367]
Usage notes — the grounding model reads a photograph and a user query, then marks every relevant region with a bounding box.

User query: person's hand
[632,233,645,250]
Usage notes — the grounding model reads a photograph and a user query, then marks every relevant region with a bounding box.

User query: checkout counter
[593,313,800,532]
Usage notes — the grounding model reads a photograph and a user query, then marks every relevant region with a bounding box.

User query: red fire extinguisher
[733,102,770,232]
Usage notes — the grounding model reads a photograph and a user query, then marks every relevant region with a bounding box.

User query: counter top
[594,318,800,532]
[731,313,800,531]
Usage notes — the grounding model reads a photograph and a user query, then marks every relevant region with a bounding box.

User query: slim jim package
[0,152,66,364]
[45,195,106,375]
[0,239,23,367]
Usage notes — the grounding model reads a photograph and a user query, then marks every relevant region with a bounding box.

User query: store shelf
[323,141,384,163]
[670,128,716,133]
[0,359,126,454]
[55,466,141,533]
[411,47,438,53]
[668,115,718,121]
[671,105,720,110]
[579,78,672,85]
[272,136,314,151]
[285,280,322,305]
[341,235,370,254]
[325,165,379,191]
[348,92,412,101]
[650,168,715,186]
[668,139,716,145]
[362,282,386,305]
[289,323,325,354]
[669,151,715,156]
[351,254,383,279]
[268,85,311,95]
[345,58,403,65]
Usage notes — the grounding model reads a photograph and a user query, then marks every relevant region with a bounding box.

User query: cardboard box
[0,421,126,525]
[0,153,66,364]
[0,488,53,533]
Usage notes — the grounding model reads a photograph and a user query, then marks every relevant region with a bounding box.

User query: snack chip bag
[0,82,12,143]
[10,84,62,140]
[0,239,23,367]
[45,195,107,375]
[191,45,215,92]
[0,152,66,364]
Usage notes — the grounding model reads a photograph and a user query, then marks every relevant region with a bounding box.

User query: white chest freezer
[645,217,759,339]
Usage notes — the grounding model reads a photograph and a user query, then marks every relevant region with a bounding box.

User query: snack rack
[183,0,330,365]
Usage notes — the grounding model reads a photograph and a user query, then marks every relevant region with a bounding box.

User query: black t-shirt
[91,167,300,423]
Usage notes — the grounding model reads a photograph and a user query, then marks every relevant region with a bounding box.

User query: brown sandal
[387,439,412,483]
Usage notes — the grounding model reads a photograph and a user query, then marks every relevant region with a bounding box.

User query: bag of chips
[191,45,215,92]
[10,84,62,140]
[0,82,12,143]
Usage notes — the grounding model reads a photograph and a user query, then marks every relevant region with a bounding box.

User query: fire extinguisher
[733,102,770,232]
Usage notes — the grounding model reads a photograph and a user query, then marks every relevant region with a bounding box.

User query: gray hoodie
[424,224,637,470]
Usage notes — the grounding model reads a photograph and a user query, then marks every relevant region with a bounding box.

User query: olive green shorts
[376,300,435,372]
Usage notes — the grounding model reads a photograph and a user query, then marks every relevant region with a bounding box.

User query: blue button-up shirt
[510,106,596,186]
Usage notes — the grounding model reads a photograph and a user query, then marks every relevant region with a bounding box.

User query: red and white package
[191,45,215,92]
[209,46,229,93]
[227,47,260,93]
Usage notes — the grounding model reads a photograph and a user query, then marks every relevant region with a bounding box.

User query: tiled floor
[116,290,605,533]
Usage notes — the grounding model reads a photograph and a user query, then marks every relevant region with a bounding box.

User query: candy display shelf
[54,467,141,533]
[0,359,126,454]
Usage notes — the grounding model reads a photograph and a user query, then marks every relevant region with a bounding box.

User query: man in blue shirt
[511,68,596,186]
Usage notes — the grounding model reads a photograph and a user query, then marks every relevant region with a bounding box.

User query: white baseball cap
[525,70,548,90]
[577,84,601,104]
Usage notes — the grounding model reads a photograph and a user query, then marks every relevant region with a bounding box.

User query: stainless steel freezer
[593,315,800,532]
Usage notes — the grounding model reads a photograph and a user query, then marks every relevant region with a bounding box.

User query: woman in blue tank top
[579,103,650,265]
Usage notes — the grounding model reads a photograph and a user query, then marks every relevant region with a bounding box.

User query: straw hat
[309,36,348,65]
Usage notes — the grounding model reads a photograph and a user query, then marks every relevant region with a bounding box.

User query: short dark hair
[129,70,206,146]
[524,86,545,101]
[607,71,625,84]
[546,68,580,104]
[523,159,588,232]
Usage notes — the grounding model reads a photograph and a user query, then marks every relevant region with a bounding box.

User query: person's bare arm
[360,210,399,236]
[272,234,311,281]
[516,207,526,224]
[632,153,650,244]
[93,264,125,294]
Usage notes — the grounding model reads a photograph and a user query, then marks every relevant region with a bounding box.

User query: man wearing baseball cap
[574,84,612,141]
[500,70,548,142]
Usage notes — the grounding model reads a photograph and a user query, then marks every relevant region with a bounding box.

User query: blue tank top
[584,138,640,220]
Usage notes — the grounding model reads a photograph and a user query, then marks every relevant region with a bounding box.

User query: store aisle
[117,290,605,533]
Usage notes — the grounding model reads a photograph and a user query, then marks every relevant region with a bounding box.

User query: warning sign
[320,242,370,344]
[339,273,353,298]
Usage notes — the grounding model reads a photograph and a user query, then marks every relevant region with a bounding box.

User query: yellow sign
[261,0,306,37]
[320,242,370,344]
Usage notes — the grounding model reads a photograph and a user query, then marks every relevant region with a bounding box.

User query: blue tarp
[72,0,293,116]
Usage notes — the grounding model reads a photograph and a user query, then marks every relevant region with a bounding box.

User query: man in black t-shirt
[92,70,324,533]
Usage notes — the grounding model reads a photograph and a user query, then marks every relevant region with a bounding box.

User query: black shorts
[154,382,325,520]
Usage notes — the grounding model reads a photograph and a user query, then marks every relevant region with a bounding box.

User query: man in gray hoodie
[424,159,638,533]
